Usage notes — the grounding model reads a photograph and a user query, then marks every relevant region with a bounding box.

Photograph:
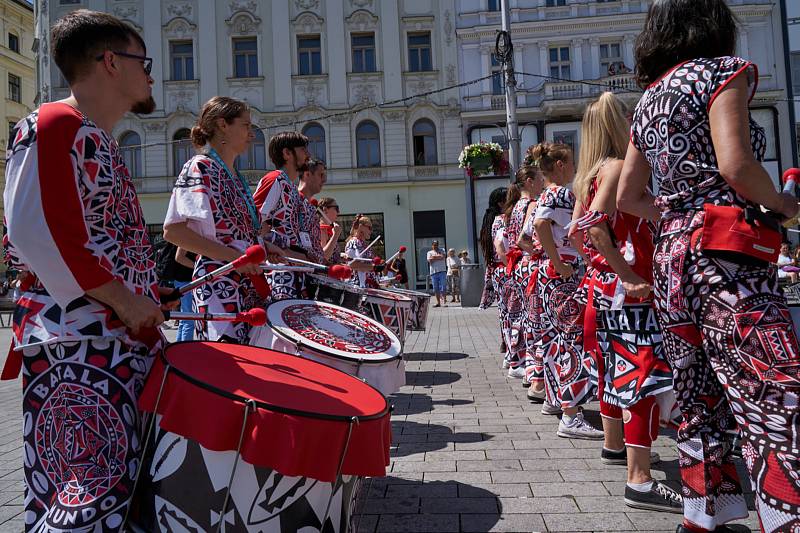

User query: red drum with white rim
[250,299,406,396]
[385,288,430,331]
[362,288,413,345]
[134,341,391,533]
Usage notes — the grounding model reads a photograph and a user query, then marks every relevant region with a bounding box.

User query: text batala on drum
[0,10,396,533]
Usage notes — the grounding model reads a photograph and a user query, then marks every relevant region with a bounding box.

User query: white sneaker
[507,366,526,379]
[541,402,562,416]
[557,412,604,440]
[502,359,510,369]
[527,388,546,403]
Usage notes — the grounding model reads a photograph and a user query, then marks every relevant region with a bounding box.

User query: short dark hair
[268,131,309,168]
[634,0,738,88]
[301,159,326,181]
[51,9,146,84]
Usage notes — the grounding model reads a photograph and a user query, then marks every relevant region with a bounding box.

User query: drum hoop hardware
[269,320,402,364]
[159,343,390,421]
[122,360,172,530]
[218,398,256,533]
[320,416,360,528]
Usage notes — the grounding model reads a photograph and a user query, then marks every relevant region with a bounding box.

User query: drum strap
[218,398,257,533]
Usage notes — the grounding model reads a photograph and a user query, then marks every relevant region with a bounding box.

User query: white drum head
[267,299,402,363]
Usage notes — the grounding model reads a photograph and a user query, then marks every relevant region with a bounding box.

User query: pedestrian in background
[427,240,447,306]
[446,248,461,303]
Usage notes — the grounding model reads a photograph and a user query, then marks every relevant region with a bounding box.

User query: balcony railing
[545,81,584,100]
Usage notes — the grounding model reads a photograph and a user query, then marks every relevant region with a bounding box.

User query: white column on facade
[381,0,403,100]
[623,34,635,71]
[738,28,749,59]
[571,38,584,81]
[481,46,491,94]
[539,40,550,80]
[142,0,163,110]
[197,0,218,102]
[272,0,293,108]
[589,37,600,80]
[326,0,347,106]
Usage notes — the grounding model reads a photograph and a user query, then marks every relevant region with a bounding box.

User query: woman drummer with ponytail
[344,214,379,288]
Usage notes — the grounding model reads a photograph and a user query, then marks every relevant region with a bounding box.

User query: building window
[413,210,446,285]
[356,121,380,168]
[549,47,571,80]
[792,53,800,94]
[59,0,80,3]
[351,33,376,73]
[491,53,503,95]
[298,35,322,75]
[408,32,432,72]
[170,41,194,81]
[233,38,258,78]
[546,0,566,6]
[552,131,576,154]
[412,119,437,166]
[8,120,16,143]
[8,74,20,103]
[119,131,142,179]
[303,123,326,162]
[236,127,266,171]
[172,128,193,176]
[488,0,500,10]
[599,42,623,77]
[8,33,19,54]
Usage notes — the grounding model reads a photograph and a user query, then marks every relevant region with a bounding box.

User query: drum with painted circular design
[305,273,365,310]
[385,288,430,331]
[134,341,391,533]
[362,288,413,345]
[250,299,405,396]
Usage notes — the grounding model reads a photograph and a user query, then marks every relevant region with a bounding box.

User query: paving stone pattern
[0,308,763,532]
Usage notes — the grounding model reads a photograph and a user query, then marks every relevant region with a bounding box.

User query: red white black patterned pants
[654,212,800,532]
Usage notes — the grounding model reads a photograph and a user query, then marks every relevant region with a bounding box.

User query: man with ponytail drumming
[163,96,279,343]
[1,11,170,531]
[253,131,311,299]
[573,92,681,513]
[529,142,604,439]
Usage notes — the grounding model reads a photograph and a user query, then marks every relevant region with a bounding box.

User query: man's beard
[295,161,309,173]
[131,96,156,115]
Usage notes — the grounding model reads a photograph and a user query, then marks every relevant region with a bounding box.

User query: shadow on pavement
[402,352,469,362]
[403,370,462,387]
[387,392,474,416]
[389,420,485,458]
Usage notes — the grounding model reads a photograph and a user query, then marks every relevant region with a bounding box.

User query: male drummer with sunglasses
[1,10,172,532]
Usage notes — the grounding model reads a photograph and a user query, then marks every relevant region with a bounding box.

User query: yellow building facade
[0,0,34,223]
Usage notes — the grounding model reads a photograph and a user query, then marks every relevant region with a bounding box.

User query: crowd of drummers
[476,1,800,531]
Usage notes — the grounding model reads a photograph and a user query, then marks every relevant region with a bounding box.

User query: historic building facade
[38,0,468,288]
[457,0,795,249]
[1,0,34,223]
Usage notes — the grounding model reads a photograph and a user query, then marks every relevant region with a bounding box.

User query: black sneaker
[625,481,683,513]
[675,526,751,533]
[601,447,662,466]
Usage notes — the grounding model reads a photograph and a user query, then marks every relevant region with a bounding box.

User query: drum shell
[135,420,361,533]
[306,275,364,310]
[386,288,430,331]
[362,292,413,343]
[250,325,406,397]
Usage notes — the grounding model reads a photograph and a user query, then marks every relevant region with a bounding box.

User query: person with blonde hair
[164,96,282,342]
[573,92,681,512]
[446,247,461,303]
[528,142,603,439]
[345,215,379,288]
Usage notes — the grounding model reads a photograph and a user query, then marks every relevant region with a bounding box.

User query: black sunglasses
[330,205,340,212]
[96,51,153,75]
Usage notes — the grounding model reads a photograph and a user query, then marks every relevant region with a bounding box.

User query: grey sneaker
[541,401,562,415]
[527,387,545,403]
[557,412,604,440]
[625,480,683,513]
[601,447,661,465]
[507,366,526,379]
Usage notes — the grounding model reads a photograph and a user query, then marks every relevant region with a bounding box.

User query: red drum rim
[363,288,414,302]
[386,288,431,298]
[153,341,389,421]
[267,299,402,363]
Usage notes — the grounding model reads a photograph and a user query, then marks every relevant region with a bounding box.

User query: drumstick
[384,246,407,266]
[174,245,267,296]
[371,256,386,273]
[260,264,316,273]
[360,235,382,256]
[283,257,353,280]
[309,198,333,225]
[164,308,267,327]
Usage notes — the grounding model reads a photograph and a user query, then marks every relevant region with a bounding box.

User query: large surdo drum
[384,288,431,331]
[305,274,365,310]
[134,341,391,533]
[362,288,413,345]
[250,299,406,396]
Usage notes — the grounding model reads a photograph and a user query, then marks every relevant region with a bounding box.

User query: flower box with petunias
[458,142,509,178]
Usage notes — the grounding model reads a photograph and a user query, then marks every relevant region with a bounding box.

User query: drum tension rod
[218,398,257,533]
[321,416,360,529]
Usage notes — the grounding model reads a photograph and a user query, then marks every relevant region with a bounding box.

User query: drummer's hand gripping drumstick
[309,198,333,225]
[371,256,387,273]
[282,257,353,280]
[781,167,800,227]
[384,246,407,266]
[161,245,268,303]
[164,308,267,327]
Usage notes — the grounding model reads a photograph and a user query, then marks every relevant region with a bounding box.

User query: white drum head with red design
[267,299,402,363]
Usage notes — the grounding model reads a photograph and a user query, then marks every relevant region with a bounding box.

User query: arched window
[172,128,193,176]
[237,127,267,170]
[302,123,326,162]
[119,131,142,178]
[355,121,380,168]
[412,119,437,166]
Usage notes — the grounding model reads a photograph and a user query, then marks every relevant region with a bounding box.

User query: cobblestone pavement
[0,307,762,532]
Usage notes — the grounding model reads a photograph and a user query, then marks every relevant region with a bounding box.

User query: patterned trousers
[491,264,517,365]
[654,212,800,532]
[535,260,597,409]
[521,257,546,386]
[19,336,161,532]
